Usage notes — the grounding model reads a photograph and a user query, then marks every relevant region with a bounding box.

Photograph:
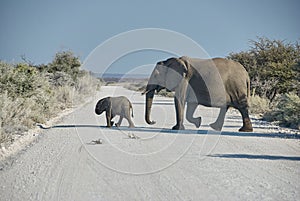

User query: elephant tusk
[141,89,150,95]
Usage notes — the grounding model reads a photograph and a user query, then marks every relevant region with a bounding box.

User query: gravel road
[0,86,299,201]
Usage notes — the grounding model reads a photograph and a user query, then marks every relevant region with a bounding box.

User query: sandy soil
[0,86,299,201]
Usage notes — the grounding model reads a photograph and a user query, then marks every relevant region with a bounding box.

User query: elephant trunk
[145,86,156,125]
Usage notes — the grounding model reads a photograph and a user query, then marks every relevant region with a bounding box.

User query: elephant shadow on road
[37,124,299,139]
[208,154,300,161]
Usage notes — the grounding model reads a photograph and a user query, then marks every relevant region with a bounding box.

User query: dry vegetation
[0,51,101,148]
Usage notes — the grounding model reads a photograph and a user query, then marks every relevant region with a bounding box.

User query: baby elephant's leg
[124,103,135,128]
[115,116,123,127]
[126,117,135,128]
[125,111,135,128]
[106,111,114,127]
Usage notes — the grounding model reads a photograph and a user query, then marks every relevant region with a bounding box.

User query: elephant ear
[102,97,111,109]
[165,57,189,91]
[179,56,190,77]
[95,99,104,114]
[96,97,110,113]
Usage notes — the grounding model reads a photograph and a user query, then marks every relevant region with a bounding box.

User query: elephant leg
[115,116,123,127]
[106,109,115,128]
[237,107,253,132]
[172,80,188,130]
[123,109,135,128]
[125,116,135,128]
[186,103,201,128]
[172,96,185,130]
[210,106,228,131]
[110,114,116,127]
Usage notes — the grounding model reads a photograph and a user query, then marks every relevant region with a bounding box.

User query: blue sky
[0,0,299,74]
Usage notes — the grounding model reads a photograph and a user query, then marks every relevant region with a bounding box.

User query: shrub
[55,85,75,109]
[75,71,101,97]
[0,92,32,146]
[46,71,74,87]
[248,95,271,115]
[264,93,300,129]
[47,51,81,81]
[0,51,102,148]
[0,63,50,99]
[0,61,13,89]
[228,37,300,101]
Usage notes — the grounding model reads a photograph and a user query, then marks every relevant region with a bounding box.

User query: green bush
[47,51,81,81]
[228,37,300,101]
[264,93,300,129]
[0,63,50,99]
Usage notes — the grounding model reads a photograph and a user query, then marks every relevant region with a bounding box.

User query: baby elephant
[95,96,135,128]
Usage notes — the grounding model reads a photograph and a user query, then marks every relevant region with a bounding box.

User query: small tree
[47,51,81,82]
[228,37,300,101]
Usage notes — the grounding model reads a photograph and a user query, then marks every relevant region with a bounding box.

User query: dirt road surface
[1,86,299,201]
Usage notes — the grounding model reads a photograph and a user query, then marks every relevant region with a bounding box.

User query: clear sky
[0,0,299,74]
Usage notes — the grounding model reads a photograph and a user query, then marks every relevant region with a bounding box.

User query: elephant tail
[247,76,251,98]
[130,102,134,118]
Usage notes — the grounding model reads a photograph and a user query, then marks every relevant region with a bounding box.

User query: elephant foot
[239,126,253,132]
[194,117,202,128]
[115,123,120,127]
[172,124,185,130]
[239,118,253,132]
[106,121,114,128]
[209,122,222,131]
[128,125,135,128]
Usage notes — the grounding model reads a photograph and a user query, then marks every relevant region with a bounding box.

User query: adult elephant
[143,56,253,132]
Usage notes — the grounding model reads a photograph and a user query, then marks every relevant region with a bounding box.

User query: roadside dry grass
[0,58,101,149]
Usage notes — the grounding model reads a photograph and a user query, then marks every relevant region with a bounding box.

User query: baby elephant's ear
[95,100,102,114]
[95,98,108,114]
[96,98,104,107]
[103,97,111,108]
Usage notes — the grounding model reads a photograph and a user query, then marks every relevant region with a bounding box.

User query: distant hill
[92,73,149,83]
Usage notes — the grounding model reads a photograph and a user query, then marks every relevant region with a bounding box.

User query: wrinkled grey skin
[95,96,135,128]
[144,56,253,132]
